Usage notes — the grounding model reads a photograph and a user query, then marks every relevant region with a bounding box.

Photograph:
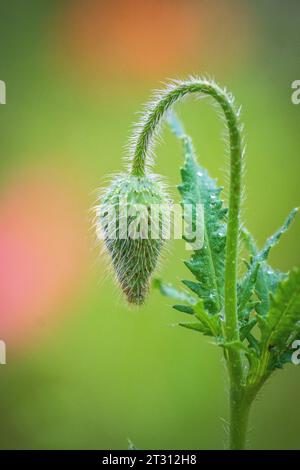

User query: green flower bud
[98,173,170,305]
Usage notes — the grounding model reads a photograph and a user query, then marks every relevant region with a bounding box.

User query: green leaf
[255,266,287,317]
[256,314,269,339]
[173,304,194,315]
[153,278,196,304]
[239,318,257,341]
[193,300,221,337]
[178,300,221,338]
[241,227,288,317]
[238,209,298,318]
[240,227,257,257]
[266,268,300,352]
[169,112,227,315]
[221,340,249,353]
[237,263,260,318]
[255,268,300,375]
[221,339,260,380]
[179,321,211,335]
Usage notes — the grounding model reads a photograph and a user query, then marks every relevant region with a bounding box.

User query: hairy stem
[229,388,253,450]
[130,78,245,449]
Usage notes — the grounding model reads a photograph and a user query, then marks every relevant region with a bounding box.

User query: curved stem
[130,78,244,448]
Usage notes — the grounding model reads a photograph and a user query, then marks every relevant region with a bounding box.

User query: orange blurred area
[57,0,253,82]
[0,166,89,346]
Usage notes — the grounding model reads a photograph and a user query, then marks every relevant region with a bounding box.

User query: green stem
[130,78,244,448]
[229,388,253,450]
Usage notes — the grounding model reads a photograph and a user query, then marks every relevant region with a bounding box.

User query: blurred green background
[0,0,299,449]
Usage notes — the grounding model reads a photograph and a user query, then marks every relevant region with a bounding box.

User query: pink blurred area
[56,0,254,83]
[0,165,89,346]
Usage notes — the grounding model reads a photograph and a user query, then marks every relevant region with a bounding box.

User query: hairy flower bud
[97,173,170,304]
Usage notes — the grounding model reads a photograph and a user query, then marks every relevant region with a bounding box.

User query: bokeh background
[0,0,299,449]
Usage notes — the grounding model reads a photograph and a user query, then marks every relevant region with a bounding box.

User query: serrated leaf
[193,300,221,337]
[178,300,221,338]
[169,112,227,315]
[237,263,260,317]
[181,279,202,298]
[257,208,297,262]
[238,209,298,319]
[241,227,288,316]
[255,268,300,375]
[255,266,287,316]
[266,268,300,351]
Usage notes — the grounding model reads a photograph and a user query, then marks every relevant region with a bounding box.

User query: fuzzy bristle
[96,173,171,304]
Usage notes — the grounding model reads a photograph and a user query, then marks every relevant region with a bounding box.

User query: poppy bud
[97,173,170,304]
